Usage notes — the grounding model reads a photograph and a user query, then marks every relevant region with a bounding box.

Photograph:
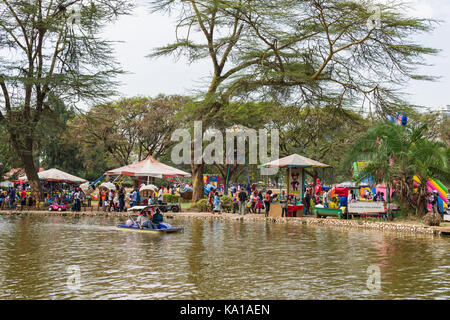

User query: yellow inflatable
[359,187,372,198]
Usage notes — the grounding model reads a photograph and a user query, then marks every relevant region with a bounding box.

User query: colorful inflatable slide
[413,176,448,212]
[353,162,374,185]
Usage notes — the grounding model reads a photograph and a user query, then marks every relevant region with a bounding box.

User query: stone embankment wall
[0,210,444,235]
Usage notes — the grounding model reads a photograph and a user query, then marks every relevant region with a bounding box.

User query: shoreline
[1,209,449,236]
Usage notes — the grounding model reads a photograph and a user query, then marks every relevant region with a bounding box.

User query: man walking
[72,188,80,212]
[131,188,137,208]
[323,190,329,208]
[9,187,16,210]
[238,188,248,215]
[78,188,85,211]
[280,191,288,217]
[118,186,125,212]
[158,186,164,205]
[264,190,272,217]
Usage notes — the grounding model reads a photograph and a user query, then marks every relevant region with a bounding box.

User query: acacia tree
[135,95,190,160]
[272,104,371,182]
[228,0,437,113]
[68,95,186,166]
[149,0,278,202]
[150,0,437,202]
[0,0,131,200]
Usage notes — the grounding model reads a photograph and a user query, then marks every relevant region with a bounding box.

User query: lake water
[0,215,449,299]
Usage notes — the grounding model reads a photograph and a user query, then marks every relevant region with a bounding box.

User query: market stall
[259,154,331,217]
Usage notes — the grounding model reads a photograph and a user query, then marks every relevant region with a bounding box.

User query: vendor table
[287,204,304,217]
[268,203,304,217]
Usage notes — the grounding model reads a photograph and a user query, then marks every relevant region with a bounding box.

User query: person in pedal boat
[136,211,157,229]
[152,208,164,225]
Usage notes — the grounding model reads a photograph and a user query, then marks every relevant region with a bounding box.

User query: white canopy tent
[18,168,87,184]
[98,182,116,191]
[260,153,331,169]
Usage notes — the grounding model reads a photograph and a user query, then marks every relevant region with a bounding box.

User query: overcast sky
[101,0,450,111]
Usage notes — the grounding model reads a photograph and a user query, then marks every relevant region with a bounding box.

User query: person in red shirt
[264,190,272,217]
[20,188,27,209]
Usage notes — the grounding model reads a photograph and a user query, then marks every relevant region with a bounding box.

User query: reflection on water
[0,215,449,299]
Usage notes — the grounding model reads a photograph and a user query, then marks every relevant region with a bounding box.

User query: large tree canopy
[67,95,189,166]
[0,0,132,199]
[150,0,437,201]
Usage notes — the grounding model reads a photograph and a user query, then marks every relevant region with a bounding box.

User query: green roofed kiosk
[259,154,331,217]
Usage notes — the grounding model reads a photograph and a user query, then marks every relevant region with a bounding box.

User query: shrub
[191,199,209,212]
[423,213,441,226]
[220,195,233,213]
[164,194,181,203]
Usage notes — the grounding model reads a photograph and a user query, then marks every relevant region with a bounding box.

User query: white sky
[101,0,450,111]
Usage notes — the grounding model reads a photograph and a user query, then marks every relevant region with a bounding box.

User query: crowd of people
[97,184,174,212]
[206,184,280,217]
[0,184,89,211]
[0,179,182,213]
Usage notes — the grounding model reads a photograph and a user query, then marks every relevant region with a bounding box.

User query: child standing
[213,192,221,214]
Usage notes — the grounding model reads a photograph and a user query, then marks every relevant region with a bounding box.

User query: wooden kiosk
[259,154,331,218]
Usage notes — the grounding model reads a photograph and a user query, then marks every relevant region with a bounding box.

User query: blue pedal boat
[117,224,184,234]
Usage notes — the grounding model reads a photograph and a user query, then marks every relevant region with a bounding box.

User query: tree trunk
[21,152,44,202]
[191,162,204,203]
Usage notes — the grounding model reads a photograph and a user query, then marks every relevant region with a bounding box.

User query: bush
[164,194,181,203]
[191,199,209,212]
[423,213,441,226]
[221,195,233,213]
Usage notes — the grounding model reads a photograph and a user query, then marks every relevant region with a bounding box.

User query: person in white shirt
[158,187,164,204]
[323,190,329,208]
[348,190,356,204]
[108,190,114,211]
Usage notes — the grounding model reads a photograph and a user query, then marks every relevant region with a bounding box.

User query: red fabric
[334,187,349,197]
[287,204,304,217]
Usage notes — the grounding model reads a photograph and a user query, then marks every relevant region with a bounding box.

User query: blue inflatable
[204,183,215,195]
[180,186,193,194]
[339,196,347,207]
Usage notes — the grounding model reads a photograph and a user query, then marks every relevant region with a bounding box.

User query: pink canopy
[105,155,191,178]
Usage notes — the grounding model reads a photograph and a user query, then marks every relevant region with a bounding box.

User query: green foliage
[67,95,189,167]
[344,121,450,216]
[163,194,181,203]
[191,199,209,212]
[273,105,370,183]
[220,195,233,213]
[0,0,132,198]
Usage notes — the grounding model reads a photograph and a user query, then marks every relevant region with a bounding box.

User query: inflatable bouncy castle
[413,176,448,212]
